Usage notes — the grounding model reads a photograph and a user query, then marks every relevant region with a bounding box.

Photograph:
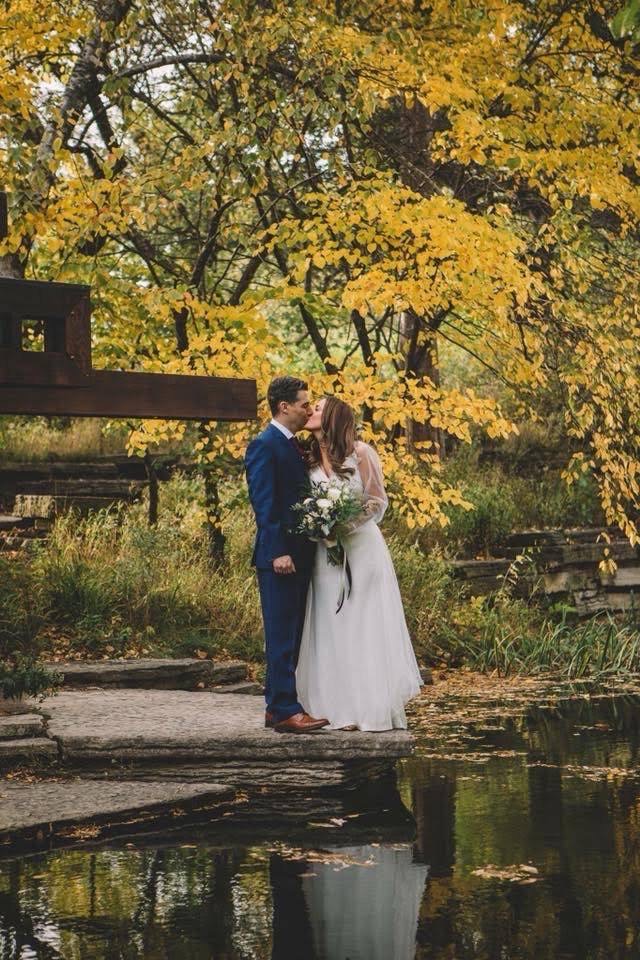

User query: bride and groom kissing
[245,376,423,734]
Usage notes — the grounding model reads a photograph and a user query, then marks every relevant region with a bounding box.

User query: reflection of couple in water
[265,757,458,959]
[270,843,429,960]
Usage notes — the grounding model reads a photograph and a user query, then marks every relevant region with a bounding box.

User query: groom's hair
[268,376,308,415]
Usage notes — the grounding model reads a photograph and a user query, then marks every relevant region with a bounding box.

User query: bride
[296,396,423,731]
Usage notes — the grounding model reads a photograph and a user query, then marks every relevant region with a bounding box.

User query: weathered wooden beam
[0,369,257,420]
[0,348,89,387]
[0,197,257,422]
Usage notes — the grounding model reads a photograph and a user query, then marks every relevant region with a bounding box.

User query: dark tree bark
[368,97,449,454]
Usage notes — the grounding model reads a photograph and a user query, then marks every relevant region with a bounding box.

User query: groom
[245,376,329,734]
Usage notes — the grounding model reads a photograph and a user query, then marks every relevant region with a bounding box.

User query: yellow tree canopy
[1,0,639,541]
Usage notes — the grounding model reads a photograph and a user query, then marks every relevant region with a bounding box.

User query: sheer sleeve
[350,441,388,528]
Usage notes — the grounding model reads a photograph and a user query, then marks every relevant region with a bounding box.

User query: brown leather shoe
[273,712,330,734]
[265,710,275,728]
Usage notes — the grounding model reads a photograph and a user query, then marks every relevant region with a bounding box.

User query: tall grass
[0,416,128,462]
[1,474,637,680]
[27,477,263,661]
[454,596,640,679]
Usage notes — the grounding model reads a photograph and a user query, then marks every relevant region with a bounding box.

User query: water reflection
[300,844,427,960]
[3,694,640,958]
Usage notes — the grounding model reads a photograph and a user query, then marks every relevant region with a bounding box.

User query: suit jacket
[244,423,316,571]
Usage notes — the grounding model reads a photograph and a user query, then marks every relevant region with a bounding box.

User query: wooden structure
[0,193,256,421]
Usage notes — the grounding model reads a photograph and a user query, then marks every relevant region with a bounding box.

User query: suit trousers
[257,564,312,722]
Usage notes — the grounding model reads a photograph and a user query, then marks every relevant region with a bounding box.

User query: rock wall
[450,528,640,616]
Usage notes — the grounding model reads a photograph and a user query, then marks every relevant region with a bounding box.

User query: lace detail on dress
[309,442,388,531]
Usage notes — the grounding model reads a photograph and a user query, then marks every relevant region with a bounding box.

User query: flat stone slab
[211,681,263,695]
[210,660,249,684]
[44,657,217,690]
[0,738,58,762]
[42,689,413,765]
[0,779,234,838]
[0,514,31,530]
[0,714,45,740]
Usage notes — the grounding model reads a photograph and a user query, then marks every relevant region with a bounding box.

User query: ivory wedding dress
[296,441,423,731]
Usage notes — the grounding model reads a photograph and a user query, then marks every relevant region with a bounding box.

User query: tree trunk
[400,309,447,458]
[369,96,449,452]
[203,467,226,565]
[144,452,159,525]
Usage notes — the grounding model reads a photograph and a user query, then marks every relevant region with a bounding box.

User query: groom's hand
[273,555,296,575]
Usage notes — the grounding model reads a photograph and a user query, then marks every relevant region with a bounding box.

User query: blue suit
[245,424,316,721]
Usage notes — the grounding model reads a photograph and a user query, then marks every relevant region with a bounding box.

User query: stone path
[0,780,234,842]
[0,687,414,847]
[43,689,412,764]
[42,657,250,690]
[0,713,57,763]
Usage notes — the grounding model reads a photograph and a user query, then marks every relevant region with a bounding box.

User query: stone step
[43,658,249,690]
[0,514,33,530]
[0,737,58,764]
[42,689,414,788]
[210,661,250,685]
[504,530,566,548]
[0,779,235,842]
[0,714,45,740]
[211,681,263,695]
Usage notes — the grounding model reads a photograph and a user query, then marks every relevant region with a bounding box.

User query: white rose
[316,498,332,510]
[327,487,341,501]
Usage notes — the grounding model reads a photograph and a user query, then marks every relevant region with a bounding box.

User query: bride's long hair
[309,396,357,478]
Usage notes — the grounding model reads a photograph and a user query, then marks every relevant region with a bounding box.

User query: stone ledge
[0,714,45,740]
[210,661,249,684]
[102,758,398,789]
[0,779,234,839]
[38,688,413,792]
[48,657,216,688]
[44,658,249,690]
[0,738,58,763]
[0,514,32,530]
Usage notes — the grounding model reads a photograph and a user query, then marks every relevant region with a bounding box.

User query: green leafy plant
[0,657,62,701]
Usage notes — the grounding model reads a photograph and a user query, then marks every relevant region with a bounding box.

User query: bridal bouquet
[291,480,365,611]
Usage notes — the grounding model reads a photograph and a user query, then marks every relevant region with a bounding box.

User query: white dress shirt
[270,418,294,440]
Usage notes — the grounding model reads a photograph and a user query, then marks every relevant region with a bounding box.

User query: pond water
[3,689,640,959]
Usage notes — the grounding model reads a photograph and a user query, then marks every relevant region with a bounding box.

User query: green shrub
[0,555,44,660]
[438,442,603,556]
[0,657,62,701]
[443,480,517,557]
